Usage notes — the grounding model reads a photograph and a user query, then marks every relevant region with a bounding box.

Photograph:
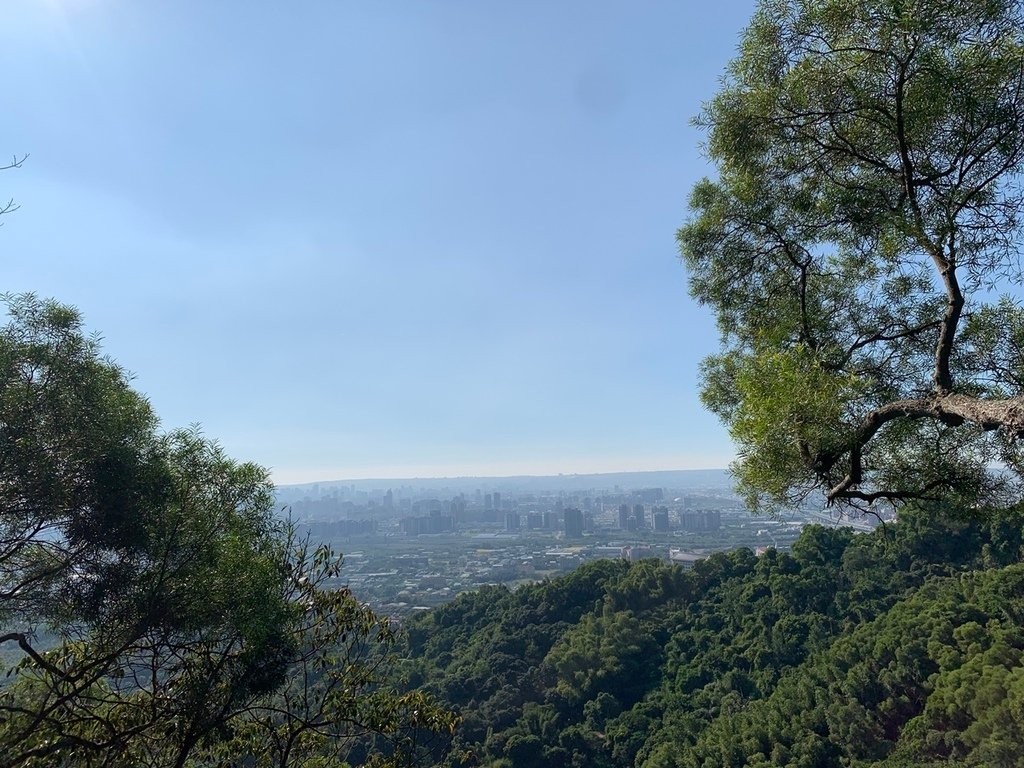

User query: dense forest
[404,507,1024,767]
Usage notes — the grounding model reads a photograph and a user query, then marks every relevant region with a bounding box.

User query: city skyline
[3,1,756,483]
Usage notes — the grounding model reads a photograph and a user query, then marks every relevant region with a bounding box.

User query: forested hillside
[404,508,1024,767]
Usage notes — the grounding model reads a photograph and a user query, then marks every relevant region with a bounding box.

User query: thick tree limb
[0,632,62,677]
[818,392,1024,503]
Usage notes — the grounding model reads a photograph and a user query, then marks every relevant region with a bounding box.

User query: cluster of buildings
[278,477,809,616]
[282,481,727,540]
[502,507,585,538]
[293,491,725,542]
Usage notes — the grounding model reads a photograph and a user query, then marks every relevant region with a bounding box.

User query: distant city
[275,469,875,618]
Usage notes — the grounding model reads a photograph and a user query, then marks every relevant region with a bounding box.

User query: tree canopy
[0,294,456,767]
[404,505,1024,768]
[678,0,1024,512]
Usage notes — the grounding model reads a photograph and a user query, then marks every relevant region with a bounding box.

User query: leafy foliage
[405,507,1024,767]
[678,0,1024,512]
[0,295,456,767]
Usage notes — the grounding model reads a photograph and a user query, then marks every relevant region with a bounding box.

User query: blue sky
[2,1,755,483]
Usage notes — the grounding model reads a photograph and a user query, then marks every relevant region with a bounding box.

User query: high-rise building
[411,499,444,515]
[563,507,584,539]
[493,492,502,510]
[633,503,646,529]
[450,497,467,523]
[653,506,670,532]
[679,510,722,532]
[484,493,493,510]
[400,513,453,536]
[504,511,520,532]
[639,488,664,503]
[618,503,630,530]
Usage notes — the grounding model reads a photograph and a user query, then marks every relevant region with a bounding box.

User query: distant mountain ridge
[277,468,732,494]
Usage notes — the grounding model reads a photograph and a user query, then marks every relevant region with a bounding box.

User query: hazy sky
[3,1,756,484]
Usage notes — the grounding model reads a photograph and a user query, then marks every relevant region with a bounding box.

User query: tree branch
[818,392,1024,503]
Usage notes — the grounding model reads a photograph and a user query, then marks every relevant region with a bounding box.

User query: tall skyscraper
[450,497,467,523]
[653,506,670,532]
[618,503,630,530]
[564,507,584,539]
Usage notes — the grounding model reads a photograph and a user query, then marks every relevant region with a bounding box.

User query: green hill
[403,506,1024,767]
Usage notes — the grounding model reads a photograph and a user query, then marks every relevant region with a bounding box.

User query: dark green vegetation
[679,0,1024,514]
[0,294,456,767]
[404,508,1024,767]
